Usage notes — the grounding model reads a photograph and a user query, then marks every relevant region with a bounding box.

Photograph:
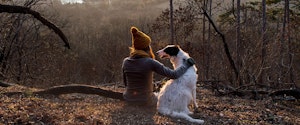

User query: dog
[156,45,204,124]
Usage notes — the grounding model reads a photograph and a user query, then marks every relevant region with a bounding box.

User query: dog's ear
[164,45,179,56]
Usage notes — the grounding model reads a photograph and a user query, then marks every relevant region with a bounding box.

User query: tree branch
[0,4,70,49]
[201,7,239,81]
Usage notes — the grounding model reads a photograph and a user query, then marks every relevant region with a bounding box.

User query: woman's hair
[129,46,155,59]
[144,46,155,59]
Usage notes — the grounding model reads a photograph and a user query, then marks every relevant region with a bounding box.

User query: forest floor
[0,84,299,125]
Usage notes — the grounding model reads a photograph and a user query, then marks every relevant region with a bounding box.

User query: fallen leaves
[0,85,299,124]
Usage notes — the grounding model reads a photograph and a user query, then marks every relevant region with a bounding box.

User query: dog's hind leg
[184,106,193,115]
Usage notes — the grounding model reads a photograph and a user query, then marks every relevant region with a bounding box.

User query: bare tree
[201,7,239,82]
[202,0,209,80]
[284,0,293,83]
[170,0,174,44]
[261,0,267,84]
[0,1,71,85]
[236,0,242,85]
[207,0,212,80]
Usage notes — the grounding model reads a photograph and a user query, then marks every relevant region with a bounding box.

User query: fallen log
[269,89,300,99]
[3,84,124,100]
[35,84,124,100]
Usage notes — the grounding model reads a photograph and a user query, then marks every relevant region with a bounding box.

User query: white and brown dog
[156,45,204,124]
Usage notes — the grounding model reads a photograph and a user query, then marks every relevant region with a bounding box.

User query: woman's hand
[184,58,196,67]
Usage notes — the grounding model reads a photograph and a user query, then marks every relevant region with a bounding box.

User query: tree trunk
[207,0,212,80]
[261,0,267,84]
[170,0,174,44]
[285,0,294,83]
[202,0,208,80]
[236,0,242,85]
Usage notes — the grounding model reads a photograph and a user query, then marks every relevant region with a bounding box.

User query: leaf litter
[0,85,299,125]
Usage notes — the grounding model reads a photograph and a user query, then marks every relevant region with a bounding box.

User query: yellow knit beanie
[131,26,151,50]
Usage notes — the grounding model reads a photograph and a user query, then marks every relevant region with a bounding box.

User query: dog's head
[156,45,181,59]
[157,45,192,69]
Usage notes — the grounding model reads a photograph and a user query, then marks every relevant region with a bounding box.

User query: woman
[122,26,195,106]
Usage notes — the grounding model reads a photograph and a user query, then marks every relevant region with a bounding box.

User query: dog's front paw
[195,119,204,124]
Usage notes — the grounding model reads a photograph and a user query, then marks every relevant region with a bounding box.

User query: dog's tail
[170,111,204,124]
